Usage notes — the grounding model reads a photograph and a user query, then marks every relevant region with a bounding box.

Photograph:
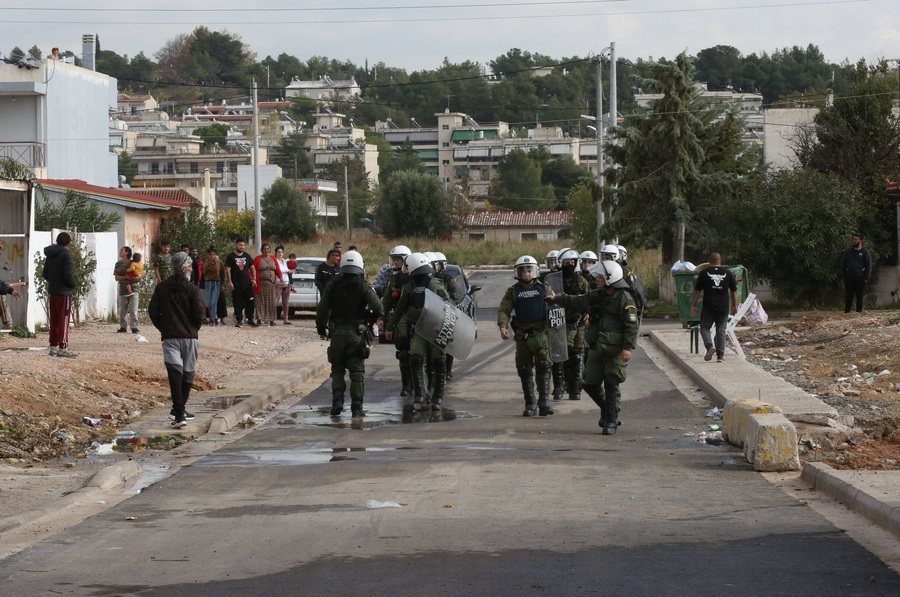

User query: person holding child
[113,245,141,334]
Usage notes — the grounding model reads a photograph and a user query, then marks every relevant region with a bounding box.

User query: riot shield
[414,288,476,360]
[544,272,569,363]
[441,264,468,304]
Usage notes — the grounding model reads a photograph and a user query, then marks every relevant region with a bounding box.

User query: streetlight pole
[593,45,613,254]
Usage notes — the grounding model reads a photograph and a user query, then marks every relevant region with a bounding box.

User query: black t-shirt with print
[693,266,736,314]
[225,251,254,287]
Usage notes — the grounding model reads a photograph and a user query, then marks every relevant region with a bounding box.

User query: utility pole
[596,55,604,254]
[609,42,617,245]
[252,80,261,252]
[344,165,350,237]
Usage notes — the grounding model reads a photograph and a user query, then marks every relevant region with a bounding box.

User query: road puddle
[207,395,249,409]
[93,434,191,454]
[272,402,479,430]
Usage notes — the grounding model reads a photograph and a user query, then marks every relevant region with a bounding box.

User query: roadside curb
[206,362,330,435]
[0,460,142,534]
[802,462,900,539]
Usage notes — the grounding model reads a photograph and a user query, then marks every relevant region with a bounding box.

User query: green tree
[260,179,317,240]
[194,123,231,152]
[566,180,599,249]
[379,137,425,183]
[0,157,37,183]
[214,209,255,247]
[730,169,868,305]
[491,148,555,211]
[606,53,760,262]
[377,171,450,238]
[319,155,373,227]
[542,156,590,206]
[159,205,217,254]
[271,132,313,181]
[35,190,121,232]
[118,152,138,185]
[27,45,42,60]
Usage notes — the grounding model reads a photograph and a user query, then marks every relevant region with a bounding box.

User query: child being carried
[125,253,144,294]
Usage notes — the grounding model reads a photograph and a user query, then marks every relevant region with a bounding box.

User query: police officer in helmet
[498,255,554,417]
[316,250,383,417]
[377,245,412,396]
[547,259,638,434]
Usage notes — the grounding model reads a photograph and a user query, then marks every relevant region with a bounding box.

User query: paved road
[1,271,898,595]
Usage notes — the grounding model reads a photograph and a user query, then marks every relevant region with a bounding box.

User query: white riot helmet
[600,244,620,261]
[579,250,598,272]
[434,251,447,264]
[545,249,559,270]
[514,255,540,282]
[389,245,411,270]
[616,245,628,264]
[405,252,434,277]
[588,260,629,289]
[340,250,365,276]
[558,248,580,269]
[423,251,437,264]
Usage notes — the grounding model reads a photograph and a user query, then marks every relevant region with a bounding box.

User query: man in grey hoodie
[43,232,77,357]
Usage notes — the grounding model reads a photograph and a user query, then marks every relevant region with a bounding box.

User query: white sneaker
[48,347,58,357]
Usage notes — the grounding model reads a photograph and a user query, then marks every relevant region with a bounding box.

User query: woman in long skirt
[254,244,281,326]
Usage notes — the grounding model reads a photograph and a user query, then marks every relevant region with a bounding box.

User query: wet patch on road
[271,397,480,430]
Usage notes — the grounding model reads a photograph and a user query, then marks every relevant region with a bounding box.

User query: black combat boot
[551,362,565,400]
[535,360,554,416]
[399,359,412,397]
[518,366,537,417]
[567,352,583,400]
[601,377,618,435]
[430,357,447,411]
[351,402,364,417]
[410,354,427,410]
[582,384,605,427]
[445,354,454,381]
[330,394,344,416]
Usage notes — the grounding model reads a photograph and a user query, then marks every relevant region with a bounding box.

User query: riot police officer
[316,251,383,417]
[386,253,452,411]
[498,255,554,417]
[547,260,638,435]
[604,243,646,319]
[433,251,464,381]
[377,245,412,396]
[579,250,599,290]
[557,248,590,400]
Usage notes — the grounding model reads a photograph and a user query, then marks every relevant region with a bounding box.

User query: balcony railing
[0,142,46,168]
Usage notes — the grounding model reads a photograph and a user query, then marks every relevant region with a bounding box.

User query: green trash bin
[673,265,749,327]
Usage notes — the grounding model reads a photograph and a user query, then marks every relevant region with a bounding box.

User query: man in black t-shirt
[224,238,257,327]
[690,252,738,363]
[315,250,341,294]
[841,232,872,314]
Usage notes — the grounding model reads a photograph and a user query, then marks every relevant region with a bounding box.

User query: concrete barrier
[746,412,800,471]
[722,399,783,448]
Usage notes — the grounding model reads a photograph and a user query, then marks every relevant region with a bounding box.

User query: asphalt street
[1,270,898,596]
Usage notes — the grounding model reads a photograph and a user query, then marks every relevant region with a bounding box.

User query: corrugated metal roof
[40,179,187,209]
[464,210,572,228]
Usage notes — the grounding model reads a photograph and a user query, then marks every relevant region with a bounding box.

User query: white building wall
[235,164,282,212]
[763,108,818,171]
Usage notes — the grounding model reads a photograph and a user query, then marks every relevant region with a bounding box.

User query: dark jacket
[42,244,76,296]
[842,246,872,280]
[0,279,14,295]
[148,274,206,340]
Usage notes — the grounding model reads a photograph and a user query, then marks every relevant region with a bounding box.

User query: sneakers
[169,410,196,421]
[704,346,716,361]
[48,347,58,357]
[717,357,725,363]
[248,320,260,327]
[116,328,127,333]
[283,320,293,325]
[131,328,139,334]
[56,348,78,358]
[171,418,187,428]
[235,321,243,327]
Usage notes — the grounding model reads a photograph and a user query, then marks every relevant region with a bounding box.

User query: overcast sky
[3,0,898,73]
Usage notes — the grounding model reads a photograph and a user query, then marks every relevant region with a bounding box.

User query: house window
[468,233,485,241]
[521,233,538,241]
[151,162,159,174]
[442,142,449,147]
[230,163,238,173]
[164,163,174,174]
[190,162,199,174]
[442,160,450,165]
[442,124,450,130]
[216,162,225,173]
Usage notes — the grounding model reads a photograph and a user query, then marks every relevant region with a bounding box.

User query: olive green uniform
[559,270,590,400]
[387,277,451,410]
[379,270,412,395]
[316,274,383,416]
[554,288,638,433]
[498,280,553,417]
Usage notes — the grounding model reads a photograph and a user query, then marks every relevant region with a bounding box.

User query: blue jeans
[205,281,221,319]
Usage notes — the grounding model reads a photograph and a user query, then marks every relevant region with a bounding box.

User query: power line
[0,0,873,25]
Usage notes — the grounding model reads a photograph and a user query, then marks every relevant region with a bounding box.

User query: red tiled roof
[134,189,196,204]
[463,210,572,228]
[39,179,187,208]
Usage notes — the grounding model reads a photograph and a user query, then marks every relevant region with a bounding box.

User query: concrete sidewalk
[646,321,900,540]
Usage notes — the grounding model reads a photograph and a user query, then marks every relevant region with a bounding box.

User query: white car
[277,257,325,318]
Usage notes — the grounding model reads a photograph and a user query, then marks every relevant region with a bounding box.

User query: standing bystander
[225,238,257,327]
[43,232,77,357]
[113,246,141,334]
[153,239,173,283]
[842,233,872,314]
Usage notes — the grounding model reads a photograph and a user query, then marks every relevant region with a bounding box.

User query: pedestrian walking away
[690,252,738,363]
[43,232,78,357]
[546,260,638,435]
[842,232,872,314]
[148,251,206,428]
[315,250,383,418]
[498,255,554,417]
